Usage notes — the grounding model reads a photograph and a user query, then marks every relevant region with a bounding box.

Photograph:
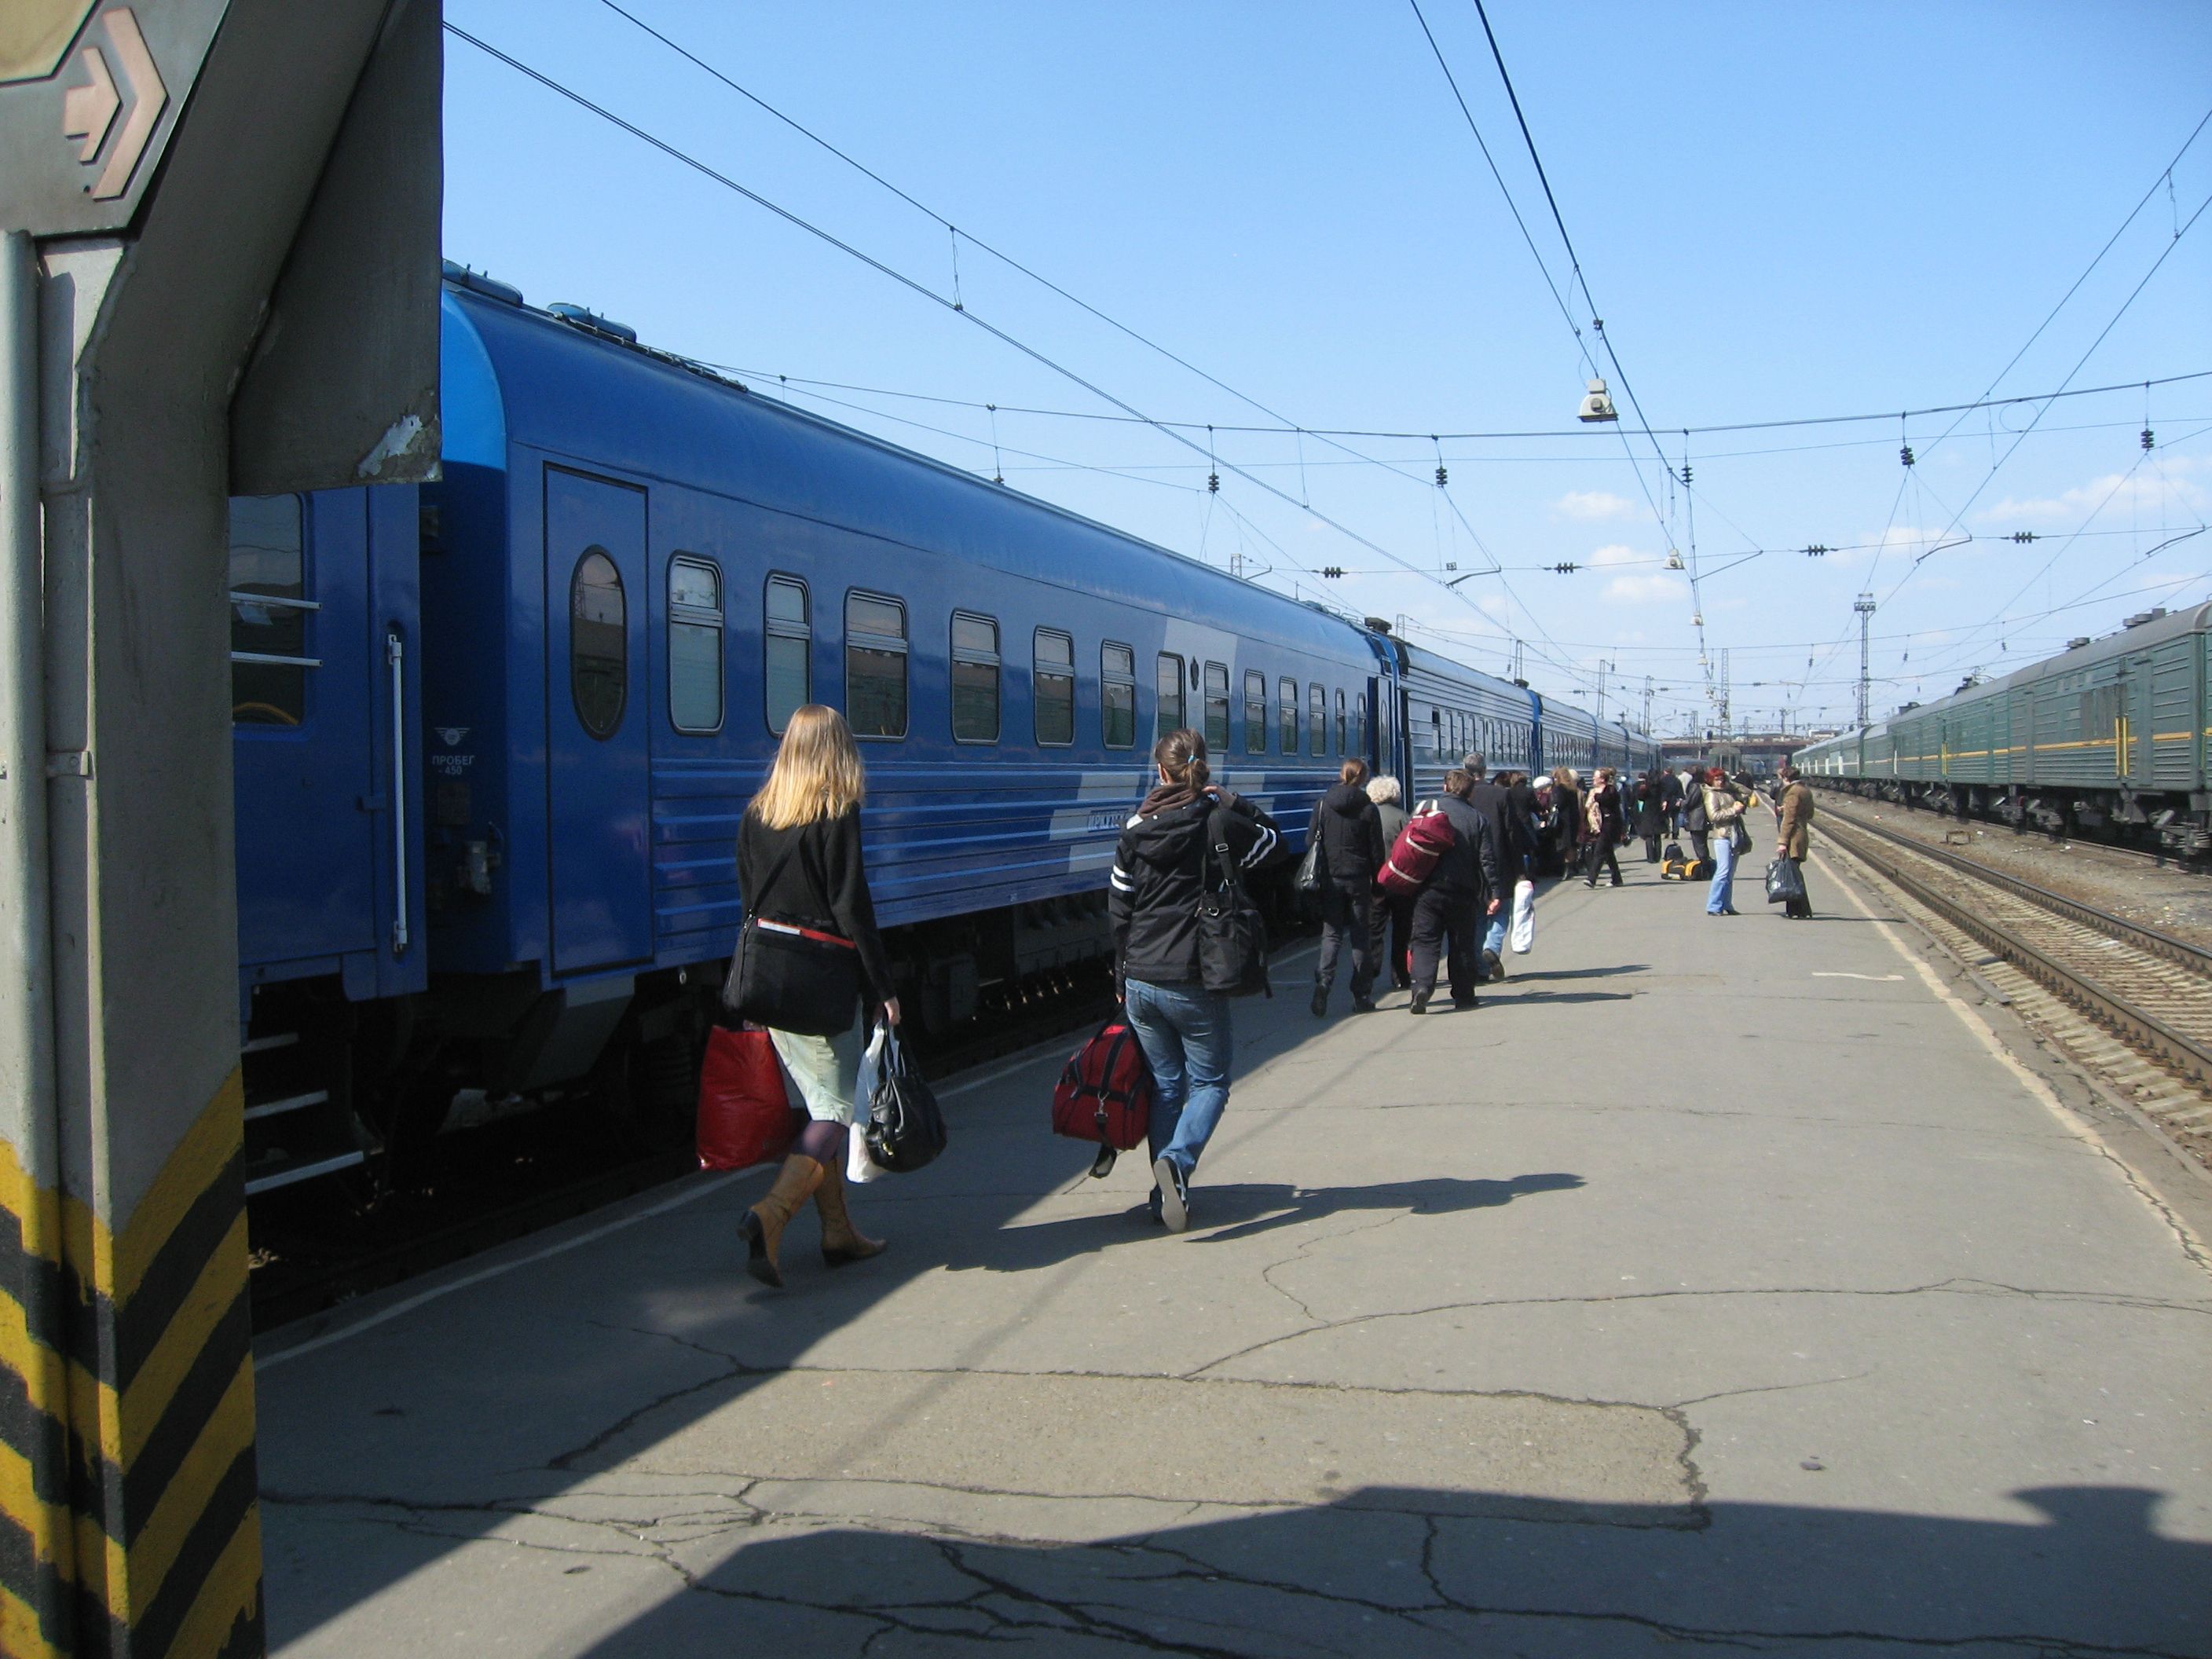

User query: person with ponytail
[1106,727,1280,1231]
[733,705,899,1289]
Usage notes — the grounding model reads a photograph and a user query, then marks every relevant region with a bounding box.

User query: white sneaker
[1153,1155,1188,1233]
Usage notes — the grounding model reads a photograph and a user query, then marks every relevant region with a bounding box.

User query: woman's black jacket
[737,807,897,1003]
[1306,782,1386,887]
[1109,790,1281,988]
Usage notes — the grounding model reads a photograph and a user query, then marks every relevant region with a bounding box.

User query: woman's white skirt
[769,1021,862,1124]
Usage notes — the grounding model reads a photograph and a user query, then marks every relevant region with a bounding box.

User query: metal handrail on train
[1819,819,2212,1090]
[1822,811,2212,980]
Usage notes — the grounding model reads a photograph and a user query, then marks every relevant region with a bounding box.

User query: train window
[1203,661,1230,753]
[764,574,811,734]
[229,493,314,726]
[1101,642,1136,749]
[569,548,628,740]
[1354,691,1366,754]
[1335,689,1346,755]
[845,590,908,738]
[1244,671,1267,753]
[1156,653,1185,741]
[1308,683,1325,756]
[950,611,1000,743]
[1279,679,1298,754]
[1035,628,1075,746]
[668,555,723,734]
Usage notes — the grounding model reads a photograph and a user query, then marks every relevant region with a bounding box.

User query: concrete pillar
[0,5,434,1651]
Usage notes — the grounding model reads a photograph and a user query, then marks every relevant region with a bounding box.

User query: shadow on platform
[944,1170,1587,1265]
[1504,962,1648,981]
[562,1481,2212,1656]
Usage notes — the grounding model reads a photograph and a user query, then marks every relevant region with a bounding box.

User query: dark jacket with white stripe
[1108,789,1280,989]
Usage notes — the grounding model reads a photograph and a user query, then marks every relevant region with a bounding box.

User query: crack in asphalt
[261,1486,2201,1658]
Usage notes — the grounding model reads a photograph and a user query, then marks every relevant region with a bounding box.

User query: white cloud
[1983,458,2207,524]
[1557,490,1638,521]
[1602,572,1688,605]
[1588,543,1643,567]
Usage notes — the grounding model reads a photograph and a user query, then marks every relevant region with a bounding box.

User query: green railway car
[1793,602,2210,854]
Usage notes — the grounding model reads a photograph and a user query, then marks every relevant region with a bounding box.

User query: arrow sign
[60,43,117,162]
[90,6,164,200]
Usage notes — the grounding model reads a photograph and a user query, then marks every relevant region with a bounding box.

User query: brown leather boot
[814,1155,886,1268]
[741,1155,824,1288]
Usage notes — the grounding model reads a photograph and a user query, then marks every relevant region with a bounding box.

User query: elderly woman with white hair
[1365,774,1413,993]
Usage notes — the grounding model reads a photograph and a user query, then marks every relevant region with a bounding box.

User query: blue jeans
[1124,980,1233,1198]
[1481,910,1507,958]
[1706,833,1739,914]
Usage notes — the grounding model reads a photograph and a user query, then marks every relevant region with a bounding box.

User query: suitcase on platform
[1660,857,1714,882]
[1053,1019,1155,1177]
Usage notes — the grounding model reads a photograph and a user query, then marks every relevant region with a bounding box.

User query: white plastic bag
[1508,878,1536,954]
[848,1022,889,1184]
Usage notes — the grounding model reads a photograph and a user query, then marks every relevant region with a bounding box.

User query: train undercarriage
[1806,775,2212,858]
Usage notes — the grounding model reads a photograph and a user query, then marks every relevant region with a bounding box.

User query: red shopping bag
[696,1026,802,1171]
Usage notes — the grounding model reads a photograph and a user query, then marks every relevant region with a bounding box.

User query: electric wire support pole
[1855,593,1878,727]
[0,6,441,1653]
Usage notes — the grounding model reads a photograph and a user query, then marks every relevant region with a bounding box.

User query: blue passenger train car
[230,263,1653,1201]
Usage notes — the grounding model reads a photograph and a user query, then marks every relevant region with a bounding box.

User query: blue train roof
[441,286,1368,665]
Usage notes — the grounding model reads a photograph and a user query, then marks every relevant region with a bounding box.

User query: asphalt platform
[255,852,2212,1657]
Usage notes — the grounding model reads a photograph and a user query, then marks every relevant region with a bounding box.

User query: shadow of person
[1494,989,1634,1005]
[574,1481,2212,1657]
[1502,963,1647,981]
[940,1171,1585,1271]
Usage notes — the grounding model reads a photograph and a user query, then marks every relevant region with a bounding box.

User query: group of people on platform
[723,705,1821,1269]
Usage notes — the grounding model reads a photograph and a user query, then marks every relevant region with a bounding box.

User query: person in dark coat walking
[1634,769,1667,862]
[1409,770,1502,1014]
[1659,766,1685,838]
[1460,754,1521,982]
[1582,767,1626,888]
[1680,768,1712,867]
[1308,759,1386,1015]
[1366,775,1413,991]
[1108,728,1281,1230]
[734,705,898,1289]
[1547,767,1583,881]
[1504,771,1540,876]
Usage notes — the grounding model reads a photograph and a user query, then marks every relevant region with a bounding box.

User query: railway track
[1818,816,2212,1168]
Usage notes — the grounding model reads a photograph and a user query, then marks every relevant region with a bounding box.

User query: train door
[544,467,652,975]
[2126,654,2153,784]
[1365,676,1388,778]
[232,490,381,976]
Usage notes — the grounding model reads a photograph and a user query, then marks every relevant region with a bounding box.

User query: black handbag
[1731,818,1753,855]
[721,835,863,1037]
[862,1027,947,1173]
[1197,805,1273,998]
[1765,858,1805,906]
[1292,837,1324,895]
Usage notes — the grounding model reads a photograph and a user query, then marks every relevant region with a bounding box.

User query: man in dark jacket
[1308,760,1386,1016]
[1461,754,1520,982]
[1410,770,1501,1014]
[1659,767,1685,837]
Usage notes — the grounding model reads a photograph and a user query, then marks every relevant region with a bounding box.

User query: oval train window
[570,548,627,739]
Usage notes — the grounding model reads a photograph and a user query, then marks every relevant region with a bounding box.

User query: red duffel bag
[1376,804,1457,896]
[1052,1019,1155,1177]
[697,1026,803,1171]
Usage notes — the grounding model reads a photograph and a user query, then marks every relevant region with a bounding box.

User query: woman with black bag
[1306,757,1385,1018]
[730,705,899,1288]
[1107,728,1280,1232]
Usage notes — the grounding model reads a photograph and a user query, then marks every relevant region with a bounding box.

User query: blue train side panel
[233,483,426,1005]
[421,286,1379,991]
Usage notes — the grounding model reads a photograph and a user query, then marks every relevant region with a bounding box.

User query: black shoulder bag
[1196,805,1273,998]
[722,830,864,1037]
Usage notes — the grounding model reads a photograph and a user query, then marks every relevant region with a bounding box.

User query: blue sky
[442,1,2211,734]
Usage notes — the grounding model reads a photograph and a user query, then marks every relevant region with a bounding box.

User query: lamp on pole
[1854,593,1877,727]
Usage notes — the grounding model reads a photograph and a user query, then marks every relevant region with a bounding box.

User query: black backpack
[1196,805,1272,998]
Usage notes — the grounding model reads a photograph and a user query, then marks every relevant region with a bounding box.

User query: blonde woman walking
[734,705,899,1287]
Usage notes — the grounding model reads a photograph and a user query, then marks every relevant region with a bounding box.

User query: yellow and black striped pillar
[1,1074,259,1657]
